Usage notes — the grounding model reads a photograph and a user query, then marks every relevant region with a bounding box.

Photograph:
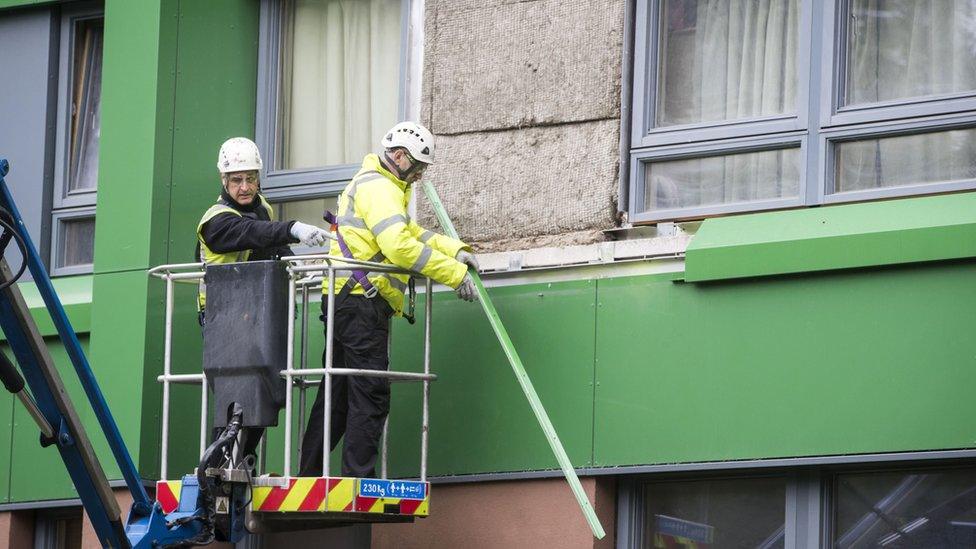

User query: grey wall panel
[424,0,624,135]
[0,8,57,273]
[417,119,620,245]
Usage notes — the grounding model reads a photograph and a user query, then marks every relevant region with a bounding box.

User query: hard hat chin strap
[385,150,423,182]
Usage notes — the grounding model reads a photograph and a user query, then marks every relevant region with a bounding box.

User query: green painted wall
[2,0,260,502]
[382,259,976,477]
[6,336,92,502]
[5,0,976,508]
[87,0,260,485]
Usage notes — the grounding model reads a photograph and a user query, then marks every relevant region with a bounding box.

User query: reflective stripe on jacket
[327,153,470,314]
[196,195,277,310]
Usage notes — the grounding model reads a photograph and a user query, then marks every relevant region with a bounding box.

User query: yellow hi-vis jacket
[327,153,470,314]
[195,194,277,310]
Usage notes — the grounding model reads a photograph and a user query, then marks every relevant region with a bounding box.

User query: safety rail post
[298,283,310,458]
[284,274,296,477]
[200,380,208,457]
[380,420,388,480]
[421,278,432,482]
[321,266,336,478]
[161,273,173,480]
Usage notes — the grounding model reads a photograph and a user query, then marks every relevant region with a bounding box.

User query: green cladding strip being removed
[422,181,606,540]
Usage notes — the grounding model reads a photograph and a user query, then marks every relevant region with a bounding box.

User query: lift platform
[148,255,438,535]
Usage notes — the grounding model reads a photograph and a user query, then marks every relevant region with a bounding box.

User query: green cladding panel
[593,266,976,467]
[387,280,596,477]
[0,396,10,503]
[8,337,95,502]
[686,191,976,282]
[166,0,260,267]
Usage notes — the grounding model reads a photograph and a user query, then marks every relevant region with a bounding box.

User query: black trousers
[299,294,392,478]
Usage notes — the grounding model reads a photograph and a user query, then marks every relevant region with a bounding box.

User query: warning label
[216,497,229,515]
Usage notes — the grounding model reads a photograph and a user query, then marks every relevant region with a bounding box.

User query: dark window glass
[57,217,95,268]
[832,467,976,548]
[642,477,786,549]
[68,17,103,193]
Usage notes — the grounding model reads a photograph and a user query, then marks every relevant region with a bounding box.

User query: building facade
[2,0,976,547]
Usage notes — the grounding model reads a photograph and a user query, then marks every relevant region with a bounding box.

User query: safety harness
[323,209,417,323]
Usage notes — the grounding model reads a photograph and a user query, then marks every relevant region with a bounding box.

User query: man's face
[392,149,428,184]
[222,170,259,205]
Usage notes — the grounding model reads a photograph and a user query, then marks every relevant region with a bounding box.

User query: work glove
[455,274,478,302]
[290,222,329,247]
[455,250,480,272]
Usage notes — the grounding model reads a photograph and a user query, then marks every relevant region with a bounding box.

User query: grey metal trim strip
[371,213,407,236]
[409,245,433,272]
[423,449,976,484]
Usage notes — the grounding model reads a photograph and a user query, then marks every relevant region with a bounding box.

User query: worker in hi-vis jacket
[196,137,330,316]
[298,122,479,478]
[196,136,330,459]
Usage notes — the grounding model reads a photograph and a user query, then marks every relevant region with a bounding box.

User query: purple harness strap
[324,210,377,297]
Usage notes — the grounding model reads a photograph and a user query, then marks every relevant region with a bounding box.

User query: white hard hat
[217,137,263,173]
[381,122,435,164]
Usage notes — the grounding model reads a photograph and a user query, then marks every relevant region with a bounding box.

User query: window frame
[255,0,423,206]
[51,207,96,276]
[52,2,102,211]
[631,0,813,149]
[619,470,798,549]
[50,2,102,276]
[631,133,808,223]
[819,0,976,128]
[629,0,976,224]
[617,459,976,549]
[818,112,976,205]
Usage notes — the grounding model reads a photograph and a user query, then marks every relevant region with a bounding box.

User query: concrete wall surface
[419,0,625,248]
[372,477,616,549]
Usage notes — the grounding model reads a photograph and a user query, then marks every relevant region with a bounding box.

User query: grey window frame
[255,0,422,206]
[617,458,976,549]
[629,0,976,224]
[617,470,806,549]
[51,207,96,276]
[50,1,101,276]
[631,133,808,221]
[818,112,976,205]
[818,0,976,128]
[630,0,813,149]
[52,2,101,211]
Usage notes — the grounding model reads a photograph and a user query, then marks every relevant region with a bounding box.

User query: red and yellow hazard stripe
[251,477,428,517]
[155,480,182,514]
[252,477,356,513]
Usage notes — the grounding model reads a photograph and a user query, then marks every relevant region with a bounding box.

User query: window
[641,476,786,548]
[270,195,339,254]
[630,0,976,222]
[256,0,423,211]
[52,8,102,275]
[619,462,976,548]
[33,508,84,549]
[0,4,102,277]
[830,467,976,548]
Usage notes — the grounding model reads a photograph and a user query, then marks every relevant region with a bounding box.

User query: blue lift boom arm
[0,159,204,548]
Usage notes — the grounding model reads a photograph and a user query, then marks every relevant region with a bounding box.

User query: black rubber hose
[0,350,24,394]
[0,208,29,292]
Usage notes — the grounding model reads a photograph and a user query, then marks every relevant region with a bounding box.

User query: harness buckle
[363,285,379,299]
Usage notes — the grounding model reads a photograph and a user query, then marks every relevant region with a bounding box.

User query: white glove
[455,250,480,272]
[455,274,478,302]
[290,222,329,247]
